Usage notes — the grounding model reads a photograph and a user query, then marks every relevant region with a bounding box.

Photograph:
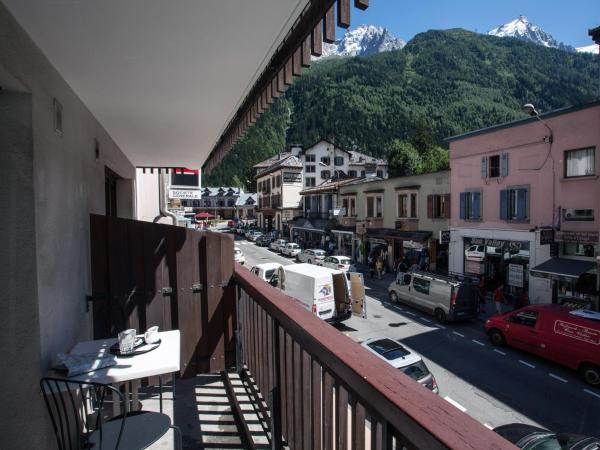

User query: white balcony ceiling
[3,0,309,168]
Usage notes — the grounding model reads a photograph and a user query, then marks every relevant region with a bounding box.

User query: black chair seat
[88,411,171,449]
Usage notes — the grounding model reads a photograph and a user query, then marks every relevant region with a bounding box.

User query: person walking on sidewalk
[376,257,384,280]
[493,284,505,315]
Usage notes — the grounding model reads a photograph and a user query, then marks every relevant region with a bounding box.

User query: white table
[67,330,180,414]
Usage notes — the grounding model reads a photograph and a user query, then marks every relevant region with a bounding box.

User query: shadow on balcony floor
[142,372,272,449]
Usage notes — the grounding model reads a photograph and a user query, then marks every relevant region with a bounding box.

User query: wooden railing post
[270,319,282,450]
[235,284,243,373]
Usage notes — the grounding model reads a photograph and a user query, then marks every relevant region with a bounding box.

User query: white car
[322,255,354,272]
[248,232,262,242]
[250,263,283,284]
[281,243,301,257]
[297,249,326,265]
[269,239,288,252]
[234,246,245,265]
[361,337,438,394]
[465,244,485,261]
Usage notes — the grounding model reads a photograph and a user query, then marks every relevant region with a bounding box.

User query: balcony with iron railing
[85,217,516,449]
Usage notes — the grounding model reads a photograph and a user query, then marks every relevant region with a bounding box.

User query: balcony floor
[142,372,271,449]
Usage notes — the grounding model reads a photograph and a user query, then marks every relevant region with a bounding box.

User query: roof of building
[201,186,243,196]
[253,152,292,168]
[303,139,387,166]
[445,100,600,143]
[235,193,257,206]
[300,176,362,195]
[255,154,303,178]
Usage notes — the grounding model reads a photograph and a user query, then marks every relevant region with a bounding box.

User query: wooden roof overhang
[203,0,369,175]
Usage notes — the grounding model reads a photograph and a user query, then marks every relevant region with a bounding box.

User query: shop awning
[366,229,432,241]
[291,226,326,234]
[530,258,596,279]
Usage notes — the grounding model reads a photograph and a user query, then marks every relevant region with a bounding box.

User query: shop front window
[562,242,597,258]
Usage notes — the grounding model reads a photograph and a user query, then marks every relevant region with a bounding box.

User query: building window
[366,196,383,218]
[361,170,365,177]
[276,175,281,187]
[192,200,200,207]
[428,194,450,219]
[321,156,330,165]
[500,187,529,221]
[305,154,315,163]
[397,194,408,218]
[565,147,595,178]
[410,193,417,218]
[342,198,348,214]
[482,153,508,179]
[306,165,316,173]
[227,199,235,207]
[350,198,356,216]
[377,170,384,178]
[562,243,597,258]
[305,177,316,187]
[334,156,344,166]
[271,178,275,188]
[321,170,331,180]
[348,170,357,177]
[459,191,481,220]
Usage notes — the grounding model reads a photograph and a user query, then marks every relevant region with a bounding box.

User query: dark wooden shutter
[516,188,528,219]
[500,190,508,220]
[444,194,451,218]
[481,156,488,179]
[459,192,466,219]
[472,192,481,219]
[427,195,434,218]
[501,153,509,177]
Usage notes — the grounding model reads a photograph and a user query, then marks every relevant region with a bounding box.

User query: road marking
[519,360,536,369]
[420,317,432,323]
[493,349,507,356]
[548,373,568,383]
[452,331,465,338]
[584,389,600,399]
[444,396,467,412]
[484,423,493,430]
[436,324,446,329]
[472,339,485,346]
[403,311,415,316]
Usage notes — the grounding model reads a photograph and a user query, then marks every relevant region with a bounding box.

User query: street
[236,237,600,436]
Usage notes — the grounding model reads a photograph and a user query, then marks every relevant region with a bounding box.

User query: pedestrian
[493,284,505,315]
[477,279,486,314]
[368,259,375,279]
[376,257,384,280]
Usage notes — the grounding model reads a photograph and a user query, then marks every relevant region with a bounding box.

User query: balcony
[84,216,513,450]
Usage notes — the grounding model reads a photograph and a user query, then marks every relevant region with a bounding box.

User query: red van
[485,305,600,387]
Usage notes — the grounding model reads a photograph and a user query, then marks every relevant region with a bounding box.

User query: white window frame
[366,194,383,218]
[396,190,418,218]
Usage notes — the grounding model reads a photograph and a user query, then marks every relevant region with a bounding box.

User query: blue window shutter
[481,156,488,179]
[472,192,481,219]
[500,190,508,220]
[459,192,466,219]
[501,153,509,177]
[516,188,527,219]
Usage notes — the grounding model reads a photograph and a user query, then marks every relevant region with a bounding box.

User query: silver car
[322,255,355,272]
[234,246,245,265]
[297,249,326,265]
[361,337,438,394]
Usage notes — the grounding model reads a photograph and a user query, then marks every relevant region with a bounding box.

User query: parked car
[387,271,478,323]
[234,246,245,265]
[486,305,600,387]
[250,263,283,284]
[281,243,301,257]
[269,239,288,252]
[256,235,272,247]
[248,231,263,242]
[297,249,326,265]
[464,244,485,261]
[360,337,438,394]
[493,423,600,449]
[322,255,355,272]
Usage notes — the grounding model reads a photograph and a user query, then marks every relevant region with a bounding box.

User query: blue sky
[351,0,598,47]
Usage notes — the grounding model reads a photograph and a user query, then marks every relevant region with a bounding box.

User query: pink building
[447,101,600,308]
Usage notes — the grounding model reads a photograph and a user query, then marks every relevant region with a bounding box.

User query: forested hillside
[205,29,598,188]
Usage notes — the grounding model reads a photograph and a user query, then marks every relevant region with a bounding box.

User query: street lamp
[522,103,553,143]
[318,161,342,179]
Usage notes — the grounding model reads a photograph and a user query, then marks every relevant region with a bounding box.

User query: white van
[276,264,364,324]
[388,271,478,323]
[250,263,283,284]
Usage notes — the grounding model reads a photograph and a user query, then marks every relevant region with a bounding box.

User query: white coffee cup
[144,326,159,344]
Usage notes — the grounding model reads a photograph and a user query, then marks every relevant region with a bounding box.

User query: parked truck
[273,263,365,324]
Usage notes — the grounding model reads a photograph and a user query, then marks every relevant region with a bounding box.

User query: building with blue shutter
[446,101,600,308]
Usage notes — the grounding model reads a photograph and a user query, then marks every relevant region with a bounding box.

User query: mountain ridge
[488,15,575,52]
[319,24,405,58]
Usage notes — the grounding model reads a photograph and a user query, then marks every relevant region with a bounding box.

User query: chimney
[290,144,303,157]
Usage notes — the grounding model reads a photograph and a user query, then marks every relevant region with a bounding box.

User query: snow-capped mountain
[488,16,574,52]
[319,24,405,58]
[576,44,599,54]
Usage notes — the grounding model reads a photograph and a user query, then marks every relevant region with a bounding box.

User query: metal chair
[40,377,182,450]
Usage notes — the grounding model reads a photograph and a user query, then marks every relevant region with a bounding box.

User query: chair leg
[169,425,183,450]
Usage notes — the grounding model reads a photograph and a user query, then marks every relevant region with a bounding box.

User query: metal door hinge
[192,283,203,293]
[162,287,173,296]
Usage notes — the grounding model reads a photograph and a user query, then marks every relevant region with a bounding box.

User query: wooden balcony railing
[233,265,515,450]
